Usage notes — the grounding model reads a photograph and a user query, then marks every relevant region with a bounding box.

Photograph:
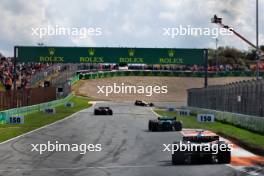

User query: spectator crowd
[77,63,256,73]
[0,57,50,91]
[0,57,262,92]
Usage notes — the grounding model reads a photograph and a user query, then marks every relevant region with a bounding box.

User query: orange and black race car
[94,107,113,115]
[172,130,231,165]
[135,100,154,107]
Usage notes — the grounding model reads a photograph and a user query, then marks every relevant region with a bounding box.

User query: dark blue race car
[148,116,182,132]
[94,107,113,115]
[135,100,154,107]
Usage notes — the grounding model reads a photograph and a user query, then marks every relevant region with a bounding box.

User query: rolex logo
[88,48,95,56]
[48,48,55,56]
[128,49,135,57]
[168,49,175,57]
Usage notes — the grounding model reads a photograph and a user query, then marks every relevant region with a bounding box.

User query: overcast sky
[0,0,263,56]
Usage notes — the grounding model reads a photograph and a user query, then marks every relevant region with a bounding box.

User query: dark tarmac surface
[0,102,246,176]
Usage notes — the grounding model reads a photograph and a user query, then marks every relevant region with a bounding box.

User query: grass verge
[0,96,92,143]
[155,109,264,153]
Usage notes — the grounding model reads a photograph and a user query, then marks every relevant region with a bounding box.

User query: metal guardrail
[79,70,204,79]
[188,79,264,134]
[189,107,264,134]
[29,64,60,86]
[0,94,73,124]
[78,70,263,79]
[188,79,264,117]
[29,64,79,87]
[0,69,80,124]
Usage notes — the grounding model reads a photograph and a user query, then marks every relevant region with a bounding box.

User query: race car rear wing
[158,117,176,121]
[183,135,219,143]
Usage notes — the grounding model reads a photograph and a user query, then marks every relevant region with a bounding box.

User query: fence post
[204,49,208,88]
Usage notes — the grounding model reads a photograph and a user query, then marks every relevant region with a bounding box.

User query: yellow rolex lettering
[80,57,104,63]
[54,57,64,62]
[39,56,64,62]
[159,58,183,64]
[119,57,144,63]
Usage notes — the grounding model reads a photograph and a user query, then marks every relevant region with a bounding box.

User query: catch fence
[0,87,56,111]
[188,79,264,117]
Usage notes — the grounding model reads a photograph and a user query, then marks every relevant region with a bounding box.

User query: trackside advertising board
[16,46,205,65]
[197,114,215,123]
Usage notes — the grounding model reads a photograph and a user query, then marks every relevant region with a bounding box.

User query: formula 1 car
[135,100,154,107]
[94,107,113,115]
[172,130,231,165]
[148,116,182,131]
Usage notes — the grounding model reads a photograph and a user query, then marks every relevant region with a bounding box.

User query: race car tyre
[148,121,153,131]
[174,121,182,131]
[172,148,185,165]
[109,110,113,115]
[217,141,231,164]
[94,110,98,115]
[218,150,231,164]
[151,122,158,132]
[149,103,154,107]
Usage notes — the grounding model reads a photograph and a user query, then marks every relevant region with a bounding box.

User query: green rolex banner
[16,46,205,65]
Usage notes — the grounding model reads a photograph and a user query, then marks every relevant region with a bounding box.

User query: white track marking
[0,165,159,172]
[0,102,96,145]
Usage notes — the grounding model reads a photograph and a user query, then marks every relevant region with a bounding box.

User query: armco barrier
[79,71,203,79]
[0,94,73,124]
[188,79,264,117]
[70,74,80,85]
[78,70,263,79]
[189,107,264,135]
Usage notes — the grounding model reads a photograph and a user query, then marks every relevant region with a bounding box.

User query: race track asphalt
[0,102,247,176]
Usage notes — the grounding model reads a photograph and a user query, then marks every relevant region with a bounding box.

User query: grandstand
[0,46,263,110]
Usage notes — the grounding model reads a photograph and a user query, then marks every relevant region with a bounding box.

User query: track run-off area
[0,102,263,176]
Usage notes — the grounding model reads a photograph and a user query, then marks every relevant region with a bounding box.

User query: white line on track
[0,165,159,172]
[0,102,96,145]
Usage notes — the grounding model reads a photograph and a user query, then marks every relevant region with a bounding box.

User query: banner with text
[17,46,205,65]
